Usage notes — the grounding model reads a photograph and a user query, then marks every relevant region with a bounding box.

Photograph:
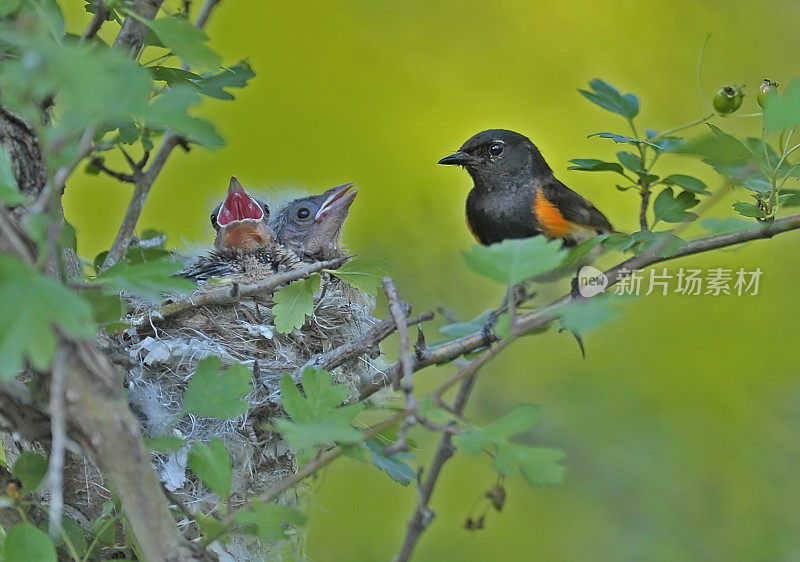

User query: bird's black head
[438,129,552,188]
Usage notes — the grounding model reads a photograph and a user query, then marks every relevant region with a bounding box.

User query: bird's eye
[296,207,311,219]
[210,210,219,230]
[489,142,504,156]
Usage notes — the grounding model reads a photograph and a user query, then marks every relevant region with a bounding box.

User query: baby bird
[273,183,358,261]
[182,177,300,281]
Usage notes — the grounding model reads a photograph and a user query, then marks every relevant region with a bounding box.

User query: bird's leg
[481,283,528,344]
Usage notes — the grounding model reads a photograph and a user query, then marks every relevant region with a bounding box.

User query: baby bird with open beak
[182,177,300,281]
[273,183,358,261]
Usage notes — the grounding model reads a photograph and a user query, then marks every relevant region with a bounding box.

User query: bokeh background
[63,1,800,560]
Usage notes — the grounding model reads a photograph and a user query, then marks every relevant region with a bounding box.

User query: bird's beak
[216,176,265,227]
[438,151,474,166]
[315,183,358,223]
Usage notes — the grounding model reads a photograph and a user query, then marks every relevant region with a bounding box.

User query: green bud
[713,85,744,115]
[757,79,779,109]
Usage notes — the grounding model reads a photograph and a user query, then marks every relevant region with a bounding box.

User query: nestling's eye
[210,208,219,230]
[489,142,504,156]
[296,207,311,219]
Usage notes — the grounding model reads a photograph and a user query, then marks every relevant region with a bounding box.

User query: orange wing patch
[465,210,482,244]
[534,194,580,238]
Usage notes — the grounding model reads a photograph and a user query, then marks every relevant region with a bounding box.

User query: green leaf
[195,61,255,100]
[272,274,320,334]
[588,132,660,149]
[764,77,800,131]
[187,438,231,498]
[234,499,306,544]
[731,201,767,219]
[578,78,639,119]
[653,187,698,223]
[627,230,688,258]
[494,444,566,486]
[195,513,228,544]
[457,404,541,455]
[275,368,364,453]
[567,159,624,175]
[54,514,89,559]
[32,0,66,38]
[661,174,711,195]
[0,0,22,17]
[362,439,416,486]
[327,257,386,295]
[557,294,618,334]
[89,515,116,549]
[144,434,186,453]
[779,189,800,207]
[12,451,48,496]
[82,291,129,328]
[560,234,609,268]
[148,65,202,87]
[0,255,95,379]
[616,151,642,173]
[0,145,25,206]
[137,16,222,69]
[146,85,224,148]
[4,522,57,562]
[677,124,754,177]
[701,217,753,234]
[92,258,193,302]
[462,237,568,286]
[182,357,252,419]
[439,310,494,338]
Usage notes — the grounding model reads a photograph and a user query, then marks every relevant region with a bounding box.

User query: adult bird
[439,129,613,247]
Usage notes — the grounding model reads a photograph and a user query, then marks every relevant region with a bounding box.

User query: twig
[194,0,222,30]
[79,1,110,44]
[382,277,415,454]
[129,257,349,326]
[357,213,800,400]
[90,157,135,183]
[639,188,650,231]
[46,348,68,537]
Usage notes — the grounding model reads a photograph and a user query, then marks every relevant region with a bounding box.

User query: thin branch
[356,213,800,400]
[639,188,650,231]
[129,257,349,327]
[90,157,135,183]
[194,0,222,30]
[46,348,68,536]
[79,1,110,44]
[382,277,415,454]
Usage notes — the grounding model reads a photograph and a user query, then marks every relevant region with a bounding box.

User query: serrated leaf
[557,294,618,334]
[195,61,255,100]
[146,85,224,148]
[578,78,639,119]
[700,217,753,234]
[4,522,57,562]
[661,174,710,195]
[616,151,642,173]
[327,257,386,295]
[0,144,25,206]
[494,443,566,485]
[0,255,95,379]
[136,16,221,69]
[731,201,767,219]
[92,258,193,302]
[148,65,202,87]
[188,438,231,498]
[677,124,754,177]
[272,274,320,333]
[234,499,307,544]
[182,357,252,419]
[653,187,698,223]
[628,230,688,258]
[567,159,624,175]
[457,404,542,455]
[588,132,660,149]
[144,434,186,453]
[276,369,364,453]
[764,77,800,131]
[12,451,48,496]
[362,439,416,486]
[462,237,568,286]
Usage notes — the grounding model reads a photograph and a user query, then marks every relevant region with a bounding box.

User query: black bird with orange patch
[439,129,613,246]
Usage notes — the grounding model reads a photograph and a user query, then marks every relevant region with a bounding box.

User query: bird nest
[106,268,381,550]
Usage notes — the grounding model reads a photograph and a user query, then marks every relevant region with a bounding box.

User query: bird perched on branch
[273,183,358,261]
[182,177,300,281]
[439,129,614,246]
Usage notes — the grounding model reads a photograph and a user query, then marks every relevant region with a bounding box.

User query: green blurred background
[63,1,800,560]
